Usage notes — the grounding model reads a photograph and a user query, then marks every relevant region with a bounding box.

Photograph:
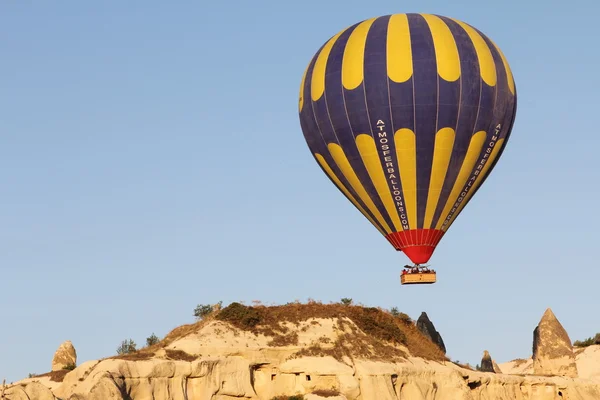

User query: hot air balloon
[298,13,517,284]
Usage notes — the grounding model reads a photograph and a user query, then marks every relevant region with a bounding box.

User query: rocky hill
[4,302,600,400]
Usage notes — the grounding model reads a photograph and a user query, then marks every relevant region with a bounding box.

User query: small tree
[146,333,160,347]
[340,298,352,306]
[194,304,214,320]
[390,307,400,317]
[116,339,137,355]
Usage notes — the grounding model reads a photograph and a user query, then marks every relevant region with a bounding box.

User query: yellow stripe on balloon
[328,143,392,234]
[311,30,346,102]
[394,129,417,230]
[452,19,496,87]
[491,40,515,95]
[342,18,377,90]
[424,128,456,228]
[442,138,506,231]
[435,131,486,230]
[421,14,461,82]
[386,14,413,83]
[299,65,309,112]
[356,134,402,231]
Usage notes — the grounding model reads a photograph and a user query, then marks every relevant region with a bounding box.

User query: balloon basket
[400,265,437,285]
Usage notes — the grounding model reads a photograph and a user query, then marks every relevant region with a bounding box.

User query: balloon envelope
[298,13,517,264]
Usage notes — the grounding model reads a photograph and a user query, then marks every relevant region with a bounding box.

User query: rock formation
[7,303,600,399]
[480,350,495,373]
[51,340,76,372]
[1,381,55,400]
[532,308,578,378]
[13,352,600,400]
[416,311,446,354]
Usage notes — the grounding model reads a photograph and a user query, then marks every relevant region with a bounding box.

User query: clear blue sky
[2,0,599,382]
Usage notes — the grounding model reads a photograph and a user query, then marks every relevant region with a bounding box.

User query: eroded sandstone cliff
[11,353,600,400]
[6,303,600,400]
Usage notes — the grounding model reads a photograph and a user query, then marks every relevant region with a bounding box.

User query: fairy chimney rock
[416,312,446,354]
[51,340,77,371]
[480,350,496,373]
[532,308,578,378]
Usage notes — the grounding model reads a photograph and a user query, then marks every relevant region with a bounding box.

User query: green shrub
[340,298,352,306]
[574,333,600,347]
[574,338,593,347]
[116,339,137,355]
[146,333,160,346]
[193,304,214,320]
[215,302,261,328]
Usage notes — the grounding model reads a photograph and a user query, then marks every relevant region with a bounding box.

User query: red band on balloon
[386,229,445,264]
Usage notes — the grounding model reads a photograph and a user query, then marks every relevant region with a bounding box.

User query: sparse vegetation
[452,360,475,371]
[110,350,154,361]
[30,370,71,382]
[211,301,446,362]
[165,349,196,362]
[312,389,341,397]
[62,363,76,371]
[573,333,600,347]
[397,312,412,324]
[105,300,446,365]
[340,298,352,306]
[268,331,300,347]
[512,358,529,367]
[352,307,406,345]
[146,333,160,346]
[216,302,261,328]
[116,338,137,355]
[194,304,215,320]
[216,302,406,346]
[387,307,411,324]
